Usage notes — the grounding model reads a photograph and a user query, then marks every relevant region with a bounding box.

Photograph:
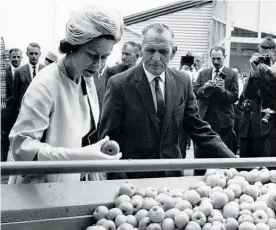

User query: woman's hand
[80,136,122,160]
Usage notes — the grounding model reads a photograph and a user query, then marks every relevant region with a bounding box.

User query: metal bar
[1,158,276,175]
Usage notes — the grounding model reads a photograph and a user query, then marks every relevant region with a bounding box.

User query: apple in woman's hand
[101,140,120,156]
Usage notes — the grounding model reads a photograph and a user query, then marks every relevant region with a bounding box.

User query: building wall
[107,3,213,69]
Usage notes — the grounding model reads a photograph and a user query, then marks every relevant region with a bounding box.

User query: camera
[258,55,271,66]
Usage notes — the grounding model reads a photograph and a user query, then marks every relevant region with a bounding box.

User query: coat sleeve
[193,71,214,98]
[99,77,124,145]
[9,81,54,161]
[183,77,236,158]
[13,70,22,117]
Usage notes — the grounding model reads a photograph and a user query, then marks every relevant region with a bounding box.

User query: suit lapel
[207,67,213,81]
[25,64,32,84]
[160,69,176,136]
[6,66,13,86]
[135,63,160,133]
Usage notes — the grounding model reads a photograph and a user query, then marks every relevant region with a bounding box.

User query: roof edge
[123,0,213,26]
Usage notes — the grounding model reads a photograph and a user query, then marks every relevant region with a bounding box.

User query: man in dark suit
[193,46,238,175]
[105,41,140,86]
[1,48,22,161]
[99,24,236,179]
[13,43,44,118]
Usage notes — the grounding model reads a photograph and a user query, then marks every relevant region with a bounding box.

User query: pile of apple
[86,168,276,230]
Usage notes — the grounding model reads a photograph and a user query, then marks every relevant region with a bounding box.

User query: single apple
[202,223,212,230]
[118,202,134,215]
[191,211,206,226]
[206,174,227,188]
[223,188,235,202]
[158,187,171,195]
[135,209,149,222]
[212,186,224,192]
[145,187,158,199]
[165,208,181,220]
[210,191,229,209]
[233,175,246,181]
[197,186,212,198]
[93,206,109,221]
[224,217,239,230]
[183,190,201,205]
[119,183,136,197]
[267,218,276,229]
[175,200,192,211]
[251,201,268,212]
[155,193,170,203]
[246,169,262,184]
[238,215,254,224]
[240,194,255,204]
[254,182,263,190]
[115,215,127,227]
[101,140,120,155]
[86,226,106,230]
[267,191,276,211]
[146,223,162,230]
[266,207,275,218]
[252,210,268,224]
[227,184,242,198]
[115,195,132,207]
[107,208,123,221]
[260,168,270,184]
[183,208,193,219]
[211,221,226,230]
[208,210,224,223]
[238,222,256,230]
[138,217,151,230]
[117,223,134,230]
[172,197,182,206]
[224,169,234,181]
[189,181,207,190]
[240,210,252,216]
[243,185,259,200]
[229,168,239,177]
[148,206,165,223]
[175,211,189,229]
[135,188,146,197]
[255,223,269,230]
[161,218,175,230]
[132,195,144,201]
[96,219,116,230]
[126,215,138,227]
[240,202,253,212]
[239,171,249,179]
[269,170,276,183]
[159,196,174,211]
[184,221,201,230]
[199,202,213,217]
[171,189,183,198]
[131,199,143,213]
[227,179,249,190]
[142,198,159,210]
[193,206,199,212]
[222,203,239,219]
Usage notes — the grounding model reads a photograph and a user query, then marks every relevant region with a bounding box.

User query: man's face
[194,56,203,70]
[141,29,173,76]
[26,46,41,65]
[211,49,225,69]
[259,47,276,64]
[121,44,139,67]
[10,51,22,68]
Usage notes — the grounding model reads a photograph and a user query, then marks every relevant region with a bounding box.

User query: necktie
[154,77,165,126]
[84,77,100,128]
[32,65,36,78]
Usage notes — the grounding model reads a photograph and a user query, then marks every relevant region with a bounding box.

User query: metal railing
[1,158,276,175]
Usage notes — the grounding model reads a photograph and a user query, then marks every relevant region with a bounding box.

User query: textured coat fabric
[9,62,96,183]
[193,67,239,128]
[13,63,44,117]
[99,63,236,178]
[105,63,129,87]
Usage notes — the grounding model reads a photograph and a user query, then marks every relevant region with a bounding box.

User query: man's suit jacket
[193,67,239,128]
[105,63,129,87]
[2,66,15,119]
[13,63,44,116]
[99,63,235,163]
[94,68,108,110]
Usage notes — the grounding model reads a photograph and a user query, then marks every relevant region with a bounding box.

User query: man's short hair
[9,48,22,55]
[210,46,226,56]
[232,66,241,73]
[123,41,141,51]
[142,23,174,39]
[260,36,276,50]
[27,43,41,50]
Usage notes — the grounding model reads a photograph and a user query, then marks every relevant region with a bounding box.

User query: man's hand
[258,63,276,79]
[204,80,214,88]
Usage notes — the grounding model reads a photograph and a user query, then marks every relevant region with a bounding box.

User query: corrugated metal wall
[119,2,213,69]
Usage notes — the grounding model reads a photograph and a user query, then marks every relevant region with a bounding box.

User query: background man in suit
[1,48,22,161]
[44,51,58,66]
[193,46,239,175]
[105,41,140,86]
[99,23,236,179]
[13,43,44,119]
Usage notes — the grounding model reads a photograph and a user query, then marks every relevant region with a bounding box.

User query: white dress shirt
[143,64,165,111]
[28,63,40,78]
[212,66,224,80]
[10,65,16,80]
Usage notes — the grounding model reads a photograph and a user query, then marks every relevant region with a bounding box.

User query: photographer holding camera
[245,36,276,157]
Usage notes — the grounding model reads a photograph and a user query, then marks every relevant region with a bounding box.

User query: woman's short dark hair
[59,34,115,54]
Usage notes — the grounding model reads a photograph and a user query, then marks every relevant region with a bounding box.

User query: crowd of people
[1,4,276,184]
